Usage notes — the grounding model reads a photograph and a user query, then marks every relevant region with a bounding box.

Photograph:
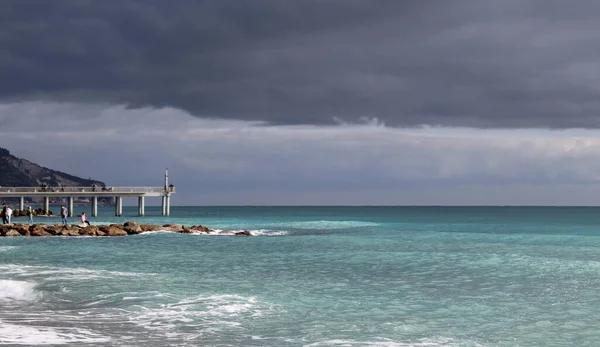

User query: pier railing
[0,186,174,216]
[0,186,175,193]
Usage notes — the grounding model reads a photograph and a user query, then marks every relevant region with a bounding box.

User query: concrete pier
[115,196,123,217]
[0,186,175,217]
[91,196,98,217]
[166,195,171,216]
[138,196,145,216]
[68,196,74,217]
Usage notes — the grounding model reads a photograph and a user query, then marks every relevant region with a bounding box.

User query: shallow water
[1,206,600,346]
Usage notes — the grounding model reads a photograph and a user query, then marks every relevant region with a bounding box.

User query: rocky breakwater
[12,208,54,216]
[0,222,253,237]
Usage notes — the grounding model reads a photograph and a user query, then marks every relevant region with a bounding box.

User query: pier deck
[0,186,175,217]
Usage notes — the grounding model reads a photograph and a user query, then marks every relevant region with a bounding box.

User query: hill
[0,147,105,188]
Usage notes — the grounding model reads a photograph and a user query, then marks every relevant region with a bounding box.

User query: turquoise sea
[2,206,600,346]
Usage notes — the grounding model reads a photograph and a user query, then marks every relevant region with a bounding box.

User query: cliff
[0,147,105,188]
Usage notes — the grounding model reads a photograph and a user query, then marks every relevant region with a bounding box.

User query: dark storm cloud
[3,0,600,128]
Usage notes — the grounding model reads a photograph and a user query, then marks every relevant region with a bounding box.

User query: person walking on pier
[60,205,68,225]
[28,206,33,224]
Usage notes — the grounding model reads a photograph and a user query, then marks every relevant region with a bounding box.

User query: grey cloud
[4,102,600,205]
[3,0,600,128]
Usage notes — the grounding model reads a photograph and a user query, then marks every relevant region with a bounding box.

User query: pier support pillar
[115,196,123,217]
[68,196,74,217]
[138,196,145,216]
[19,196,24,211]
[161,196,166,216]
[43,196,49,215]
[91,196,98,217]
[166,195,171,216]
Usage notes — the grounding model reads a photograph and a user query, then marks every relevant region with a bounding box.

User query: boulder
[123,221,142,234]
[0,225,11,236]
[140,224,161,232]
[12,224,30,236]
[123,221,140,229]
[234,230,252,236]
[30,225,51,236]
[191,225,212,233]
[79,226,99,236]
[5,229,21,237]
[162,224,182,232]
[107,228,127,236]
[59,229,81,237]
[100,225,127,236]
[45,225,63,235]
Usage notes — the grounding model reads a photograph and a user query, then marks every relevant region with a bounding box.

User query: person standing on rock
[60,205,68,225]
[28,206,33,224]
[81,212,90,226]
[6,206,12,224]
[1,203,6,224]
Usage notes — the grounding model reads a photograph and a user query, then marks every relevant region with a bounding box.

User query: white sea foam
[2,264,151,281]
[0,280,38,301]
[203,229,288,236]
[0,246,16,252]
[305,337,487,347]
[135,230,175,235]
[118,227,290,236]
[262,220,380,230]
[0,320,110,345]
[248,229,288,236]
[124,293,277,334]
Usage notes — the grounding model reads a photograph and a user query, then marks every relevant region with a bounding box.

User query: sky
[2,0,600,205]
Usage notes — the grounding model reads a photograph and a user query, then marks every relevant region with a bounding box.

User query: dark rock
[140,224,161,232]
[162,223,181,229]
[123,221,142,234]
[79,226,99,236]
[234,230,252,236]
[0,225,10,236]
[100,225,127,236]
[123,221,140,228]
[161,224,182,232]
[191,225,212,233]
[12,224,30,236]
[30,225,51,236]
[59,229,81,236]
[45,225,63,235]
